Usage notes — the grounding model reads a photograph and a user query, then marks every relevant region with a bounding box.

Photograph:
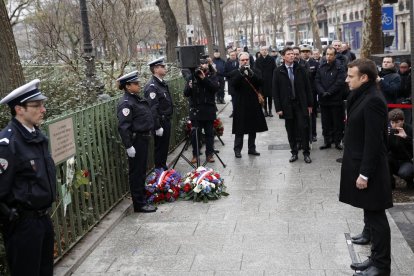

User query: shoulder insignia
[149,83,155,87]
[122,108,130,117]
[0,158,8,174]
[149,92,157,99]
[0,129,12,146]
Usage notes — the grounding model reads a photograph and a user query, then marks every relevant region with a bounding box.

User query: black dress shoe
[351,233,368,240]
[289,154,298,162]
[235,152,242,158]
[134,205,157,213]
[304,155,312,163]
[352,236,371,245]
[248,150,260,156]
[319,144,331,150]
[268,112,274,117]
[353,265,390,276]
[351,257,373,271]
[229,113,233,118]
[312,136,317,142]
[335,144,344,150]
[263,111,269,117]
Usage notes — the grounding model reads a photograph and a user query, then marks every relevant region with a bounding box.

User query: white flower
[168,189,173,193]
[211,183,215,189]
[193,184,202,193]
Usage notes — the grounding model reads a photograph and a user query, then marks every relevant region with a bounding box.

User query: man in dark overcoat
[339,58,392,276]
[255,46,276,117]
[224,51,239,118]
[228,52,268,158]
[272,47,313,163]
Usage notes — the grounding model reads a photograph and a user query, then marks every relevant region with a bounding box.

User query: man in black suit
[272,47,313,163]
[255,46,276,117]
[339,59,393,276]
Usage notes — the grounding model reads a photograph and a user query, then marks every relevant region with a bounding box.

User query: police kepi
[0,79,47,107]
[147,56,166,67]
[0,79,56,276]
[116,70,139,85]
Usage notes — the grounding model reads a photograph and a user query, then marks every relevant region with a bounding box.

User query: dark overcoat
[254,55,276,97]
[272,62,313,119]
[339,83,393,210]
[228,68,268,134]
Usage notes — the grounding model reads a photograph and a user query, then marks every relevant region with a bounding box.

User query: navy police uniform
[116,71,156,213]
[0,79,56,276]
[144,57,173,169]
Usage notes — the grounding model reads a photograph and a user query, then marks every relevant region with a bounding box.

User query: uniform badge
[0,158,8,174]
[122,108,130,117]
[149,92,156,99]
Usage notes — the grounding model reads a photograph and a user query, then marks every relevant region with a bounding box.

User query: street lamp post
[185,0,192,45]
[209,0,215,45]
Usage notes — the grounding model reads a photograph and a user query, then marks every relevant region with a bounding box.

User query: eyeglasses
[239,59,249,61]
[26,102,45,109]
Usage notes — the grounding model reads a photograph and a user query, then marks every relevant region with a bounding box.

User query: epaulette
[0,128,12,146]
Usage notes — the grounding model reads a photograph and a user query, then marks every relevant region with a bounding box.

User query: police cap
[300,45,312,52]
[0,79,47,108]
[147,57,166,67]
[116,70,139,86]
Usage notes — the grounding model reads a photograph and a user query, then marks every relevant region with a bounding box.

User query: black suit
[272,62,313,155]
[339,82,392,272]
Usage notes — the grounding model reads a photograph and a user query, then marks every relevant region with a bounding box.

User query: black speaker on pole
[175,45,206,68]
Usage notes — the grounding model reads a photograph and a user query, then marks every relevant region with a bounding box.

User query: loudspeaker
[175,45,205,68]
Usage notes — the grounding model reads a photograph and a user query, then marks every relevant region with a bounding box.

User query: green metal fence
[44,76,187,262]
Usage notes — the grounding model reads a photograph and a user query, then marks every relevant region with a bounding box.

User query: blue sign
[382,6,394,31]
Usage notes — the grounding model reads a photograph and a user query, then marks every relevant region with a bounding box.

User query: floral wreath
[145,169,182,204]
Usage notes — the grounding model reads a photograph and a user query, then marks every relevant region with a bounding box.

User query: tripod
[171,124,226,169]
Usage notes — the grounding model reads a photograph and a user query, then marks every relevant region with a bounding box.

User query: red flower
[81,170,90,178]
[183,183,191,193]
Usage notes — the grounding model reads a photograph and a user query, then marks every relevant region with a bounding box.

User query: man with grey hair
[255,46,276,117]
[228,52,268,158]
[331,40,348,66]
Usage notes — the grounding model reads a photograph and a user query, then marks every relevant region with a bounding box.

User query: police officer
[184,59,219,164]
[0,79,56,276]
[144,57,174,170]
[117,71,157,213]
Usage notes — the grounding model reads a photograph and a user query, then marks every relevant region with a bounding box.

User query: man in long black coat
[339,59,392,276]
[228,52,268,158]
[255,46,276,117]
[272,47,313,163]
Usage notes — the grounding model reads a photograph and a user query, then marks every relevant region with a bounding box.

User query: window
[360,10,364,18]
[355,11,359,20]
[343,14,347,22]
[350,12,353,21]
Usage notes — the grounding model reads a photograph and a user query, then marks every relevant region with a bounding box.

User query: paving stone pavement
[70,95,414,276]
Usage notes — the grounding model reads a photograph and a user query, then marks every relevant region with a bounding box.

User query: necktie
[288,67,296,99]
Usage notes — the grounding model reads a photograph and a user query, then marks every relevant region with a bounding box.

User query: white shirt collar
[22,124,35,133]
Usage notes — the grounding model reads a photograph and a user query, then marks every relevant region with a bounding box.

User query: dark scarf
[379,67,396,77]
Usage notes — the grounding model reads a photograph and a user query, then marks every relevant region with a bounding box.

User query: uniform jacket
[272,62,313,119]
[339,82,393,210]
[184,72,219,121]
[254,55,276,97]
[379,68,401,104]
[315,59,346,106]
[143,76,174,129]
[228,68,268,134]
[224,59,239,95]
[0,118,56,211]
[117,92,154,149]
[398,70,411,99]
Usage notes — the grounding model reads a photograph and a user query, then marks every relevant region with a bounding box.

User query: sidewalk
[68,96,414,276]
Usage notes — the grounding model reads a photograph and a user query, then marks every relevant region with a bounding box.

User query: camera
[389,128,399,135]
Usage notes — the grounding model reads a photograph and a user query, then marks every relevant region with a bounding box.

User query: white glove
[126,146,136,158]
[155,127,164,137]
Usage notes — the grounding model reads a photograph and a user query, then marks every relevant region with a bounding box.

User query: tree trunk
[155,0,179,62]
[214,0,225,56]
[360,0,383,58]
[306,0,322,52]
[0,0,24,99]
[196,0,213,57]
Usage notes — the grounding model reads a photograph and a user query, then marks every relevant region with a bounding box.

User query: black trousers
[311,92,318,138]
[154,119,171,169]
[264,96,272,113]
[234,133,256,153]
[389,156,414,184]
[216,76,225,100]
[284,102,310,155]
[128,135,150,208]
[364,209,391,271]
[191,120,214,157]
[320,105,344,145]
[2,215,54,276]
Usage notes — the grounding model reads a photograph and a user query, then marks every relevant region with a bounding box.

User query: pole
[410,0,414,156]
[185,0,192,45]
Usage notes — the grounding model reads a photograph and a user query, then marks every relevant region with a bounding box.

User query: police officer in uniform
[0,79,56,276]
[117,71,157,213]
[144,57,174,170]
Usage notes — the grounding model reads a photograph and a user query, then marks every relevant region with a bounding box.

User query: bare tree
[0,0,24,98]
[6,0,33,27]
[360,0,383,58]
[196,0,214,56]
[306,0,322,52]
[213,0,225,56]
[155,0,179,62]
